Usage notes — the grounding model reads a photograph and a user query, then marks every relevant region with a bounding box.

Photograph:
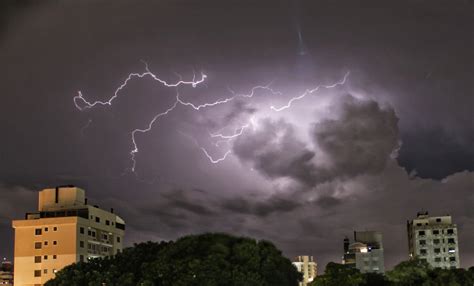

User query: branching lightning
[74,62,350,174]
[270,71,350,112]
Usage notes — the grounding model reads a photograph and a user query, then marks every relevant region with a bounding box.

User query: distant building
[12,186,125,285]
[0,259,13,286]
[407,211,460,269]
[342,231,385,273]
[292,256,317,286]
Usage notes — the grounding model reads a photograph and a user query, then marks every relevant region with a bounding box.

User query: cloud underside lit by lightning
[74,62,350,173]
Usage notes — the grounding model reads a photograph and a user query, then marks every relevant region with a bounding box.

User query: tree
[45,233,301,286]
[309,262,366,286]
[385,259,431,286]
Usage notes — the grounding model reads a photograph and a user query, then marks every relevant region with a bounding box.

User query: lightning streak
[270,71,350,112]
[75,62,350,173]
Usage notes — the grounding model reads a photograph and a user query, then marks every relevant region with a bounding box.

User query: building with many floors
[292,256,317,286]
[0,259,13,286]
[12,186,125,285]
[407,211,460,269]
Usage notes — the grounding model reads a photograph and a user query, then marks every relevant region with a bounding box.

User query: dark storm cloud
[220,195,300,217]
[233,95,400,187]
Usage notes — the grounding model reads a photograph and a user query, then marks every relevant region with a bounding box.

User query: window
[117,236,121,243]
[43,269,48,274]
[433,239,440,244]
[448,247,456,253]
[88,230,91,236]
[420,249,427,255]
[103,234,108,240]
[449,257,456,262]
[434,248,441,254]
[106,220,110,226]
[416,223,422,226]
[53,240,57,245]
[448,238,455,244]
[53,255,57,259]
[44,241,48,246]
[44,255,48,260]
[35,242,42,249]
[436,218,441,222]
[80,255,84,262]
[418,230,425,236]
[80,241,84,248]
[80,227,84,234]
[435,257,442,262]
[419,240,426,245]
[447,229,454,234]
[45,227,49,232]
[95,217,100,223]
[53,227,57,231]
[35,228,42,235]
[34,256,41,263]
[433,230,439,235]
[34,270,41,277]
[53,269,57,273]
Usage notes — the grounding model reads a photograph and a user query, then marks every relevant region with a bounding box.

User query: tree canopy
[45,233,301,286]
[310,259,474,286]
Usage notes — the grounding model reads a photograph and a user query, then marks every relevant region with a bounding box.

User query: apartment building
[12,186,125,286]
[292,256,317,286]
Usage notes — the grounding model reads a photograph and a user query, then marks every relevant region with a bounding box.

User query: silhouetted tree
[45,233,301,286]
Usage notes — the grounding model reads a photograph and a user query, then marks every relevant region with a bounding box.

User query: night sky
[1,0,472,270]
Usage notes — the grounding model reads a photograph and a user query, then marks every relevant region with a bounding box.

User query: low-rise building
[0,259,13,286]
[342,231,384,273]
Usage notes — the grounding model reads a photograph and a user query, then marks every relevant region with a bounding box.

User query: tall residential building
[0,259,13,286]
[407,211,460,269]
[292,256,317,286]
[342,231,385,273]
[12,186,125,286]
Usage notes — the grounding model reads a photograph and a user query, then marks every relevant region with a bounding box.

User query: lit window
[448,247,456,253]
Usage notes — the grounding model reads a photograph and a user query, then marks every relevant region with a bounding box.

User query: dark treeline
[45,233,473,286]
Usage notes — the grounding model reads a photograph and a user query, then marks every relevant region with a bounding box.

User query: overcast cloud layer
[0,0,472,271]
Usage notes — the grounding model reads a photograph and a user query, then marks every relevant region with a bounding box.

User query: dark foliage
[45,233,301,286]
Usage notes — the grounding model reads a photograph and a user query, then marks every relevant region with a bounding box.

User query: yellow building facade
[12,186,125,286]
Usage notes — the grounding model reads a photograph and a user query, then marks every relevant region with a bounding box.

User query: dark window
[80,255,84,262]
[434,248,441,254]
[117,236,121,243]
[44,255,48,260]
[53,255,57,259]
[116,222,125,230]
[433,230,439,235]
[53,227,57,231]
[447,229,454,234]
[53,240,57,245]
[80,227,84,234]
[44,227,48,232]
[44,241,48,246]
[418,230,425,236]
[95,217,100,223]
[88,230,91,236]
[106,220,110,226]
[434,239,440,244]
[435,257,441,262]
[419,240,426,245]
[416,223,422,226]
[35,242,42,249]
[80,241,84,248]
[448,238,455,244]
[449,257,456,262]
[34,256,41,263]
[436,218,441,222]
[43,269,48,274]
[35,229,42,235]
[34,270,41,277]
[92,232,96,237]
[420,249,427,255]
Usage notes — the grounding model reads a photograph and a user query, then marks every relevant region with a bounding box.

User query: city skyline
[0,0,472,273]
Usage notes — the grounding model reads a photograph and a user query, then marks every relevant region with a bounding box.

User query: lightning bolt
[74,61,350,173]
[270,71,350,112]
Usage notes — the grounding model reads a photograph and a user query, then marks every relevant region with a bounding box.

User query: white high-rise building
[407,211,460,269]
